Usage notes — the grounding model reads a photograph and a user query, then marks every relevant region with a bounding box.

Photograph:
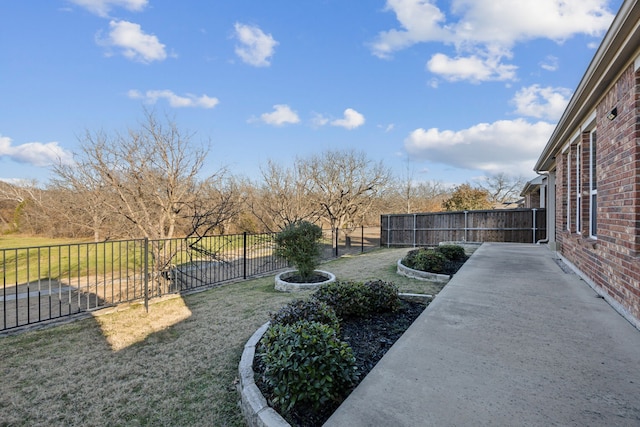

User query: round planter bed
[274,269,336,292]
[396,259,450,283]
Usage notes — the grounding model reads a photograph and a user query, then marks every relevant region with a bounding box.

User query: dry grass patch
[0,247,441,426]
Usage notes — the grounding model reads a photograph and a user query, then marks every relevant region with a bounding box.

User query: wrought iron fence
[1,226,380,331]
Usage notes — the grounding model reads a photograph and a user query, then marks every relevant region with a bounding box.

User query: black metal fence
[1,226,380,331]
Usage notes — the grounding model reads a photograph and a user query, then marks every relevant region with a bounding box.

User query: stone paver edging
[274,270,336,292]
[396,259,450,283]
[237,293,432,427]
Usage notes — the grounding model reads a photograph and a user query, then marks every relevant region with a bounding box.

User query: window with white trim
[589,130,597,238]
[576,141,581,234]
[566,151,571,231]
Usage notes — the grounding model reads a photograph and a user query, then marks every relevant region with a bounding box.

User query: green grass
[0,233,278,286]
[0,247,436,426]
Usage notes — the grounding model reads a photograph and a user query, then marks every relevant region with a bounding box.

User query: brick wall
[555,63,640,322]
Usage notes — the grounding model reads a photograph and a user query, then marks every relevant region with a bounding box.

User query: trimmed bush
[274,221,323,281]
[259,320,359,414]
[312,281,370,319]
[269,299,340,332]
[437,244,466,262]
[409,249,447,273]
[363,280,400,313]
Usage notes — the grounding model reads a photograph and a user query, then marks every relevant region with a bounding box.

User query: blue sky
[0,0,623,186]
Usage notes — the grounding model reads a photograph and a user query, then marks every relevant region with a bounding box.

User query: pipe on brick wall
[535,171,550,245]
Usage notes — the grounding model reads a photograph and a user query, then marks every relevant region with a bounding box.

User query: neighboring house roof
[520,175,544,197]
[535,0,640,172]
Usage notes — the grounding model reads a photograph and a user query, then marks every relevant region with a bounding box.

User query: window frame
[589,130,597,239]
[575,141,582,234]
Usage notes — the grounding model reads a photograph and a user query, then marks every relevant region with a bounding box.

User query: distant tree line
[0,111,526,241]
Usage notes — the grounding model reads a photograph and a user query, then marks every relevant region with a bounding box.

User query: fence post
[532,208,537,243]
[464,211,468,242]
[413,214,417,247]
[143,237,149,313]
[361,225,364,253]
[386,215,391,247]
[243,232,248,279]
[334,228,339,257]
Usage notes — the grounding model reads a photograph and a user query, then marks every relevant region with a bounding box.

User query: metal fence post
[413,214,417,247]
[334,228,339,257]
[361,225,364,253]
[532,208,538,243]
[143,237,149,313]
[464,211,468,242]
[243,232,248,279]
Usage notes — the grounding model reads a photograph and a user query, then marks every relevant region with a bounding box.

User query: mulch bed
[254,299,428,427]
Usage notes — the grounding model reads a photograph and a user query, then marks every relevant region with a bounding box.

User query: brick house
[520,175,545,209]
[534,0,640,328]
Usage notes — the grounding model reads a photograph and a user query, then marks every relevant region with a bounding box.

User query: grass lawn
[0,247,441,426]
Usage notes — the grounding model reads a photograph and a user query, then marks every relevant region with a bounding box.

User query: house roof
[520,175,545,197]
[534,0,640,172]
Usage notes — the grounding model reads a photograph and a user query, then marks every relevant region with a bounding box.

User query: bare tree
[477,173,527,208]
[298,149,391,231]
[246,160,322,232]
[63,110,210,240]
[51,159,113,241]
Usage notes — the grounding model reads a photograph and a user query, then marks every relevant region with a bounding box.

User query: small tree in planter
[274,220,323,282]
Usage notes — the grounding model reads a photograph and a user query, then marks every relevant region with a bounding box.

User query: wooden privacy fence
[381,208,546,247]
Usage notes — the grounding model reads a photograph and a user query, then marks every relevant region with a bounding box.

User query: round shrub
[312,281,370,319]
[269,299,340,332]
[403,248,447,273]
[437,244,466,262]
[259,320,359,414]
[363,280,399,313]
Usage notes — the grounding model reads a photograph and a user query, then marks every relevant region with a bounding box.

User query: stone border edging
[274,270,336,292]
[237,293,433,427]
[396,259,450,283]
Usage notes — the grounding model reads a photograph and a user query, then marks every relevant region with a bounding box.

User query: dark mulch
[281,272,330,283]
[253,299,428,427]
[441,258,468,275]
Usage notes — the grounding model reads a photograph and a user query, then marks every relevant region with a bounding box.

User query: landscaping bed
[252,291,428,427]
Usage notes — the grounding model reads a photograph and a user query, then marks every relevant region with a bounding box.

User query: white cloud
[128,89,219,108]
[512,84,572,121]
[98,20,167,63]
[370,0,449,59]
[234,23,278,67]
[331,108,365,130]
[0,135,73,167]
[427,53,517,82]
[260,105,300,126]
[372,0,616,82]
[404,119,555,175]
[68,0,147,17]
[311,113,330,128]
[540,55,559,71]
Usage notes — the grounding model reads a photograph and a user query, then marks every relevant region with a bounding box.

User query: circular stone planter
[274,269,336,292]
[396,259,450,283]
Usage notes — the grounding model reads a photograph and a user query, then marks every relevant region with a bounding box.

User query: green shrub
[363,280,399,313]
[403,248,447,273]
[312,281,370,318]
[437,244,466,262]
[259,320,358,414]
[269,299,340,332]
[274,221,323,281]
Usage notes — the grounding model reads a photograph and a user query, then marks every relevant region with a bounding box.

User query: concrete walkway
[325,243,640,426]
